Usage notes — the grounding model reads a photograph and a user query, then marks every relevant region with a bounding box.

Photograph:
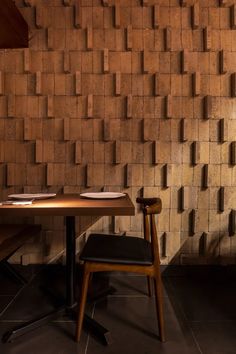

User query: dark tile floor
[0,264,235,354]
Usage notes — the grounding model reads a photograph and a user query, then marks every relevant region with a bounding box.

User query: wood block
[64,51,70,73]
[24,0,32,6]
[189,209,196,236]
[46,164,53,186]
[127,94,132,119]
[203,27,211,52]
[87,94,93,118]
[192,141,200,165]
[153,5,160,29]
[126,25,132,51]
[114,140,121,164]
[7,164,15,187]
[166,95,172,119]
[202,164,208,189]
[143,50,149,74]
[199,232,208,256]
[219,50,227,74]
[35,140,43,163]
[204,95,212,120]
[163,164,172,188]
[35,72,42,96]
[142,0,149,6]
[86,164,104,187]
[75,71,81,96]
[86,164,92,187]
[219,118,228,143]
[180,118,188,142]
[0,141,4,163]
[103,120,110,141]
[24,118,31,141]
[144,119,160,142]
[154,73,160,96]
[7,94,15,117]
[63,119,70,141]
[192,72,200,96]
[160,232,167,258]
[165,27,172,51]
[231,73,236,97]
[219,186,225,212]
[231,5,236,29]
[36,6,43,29]
[125,164,132,187]
[180,186,189,211]
[192,3,200,29]
[229,209,236,236]
[103,48,109,73]
[63,0,71,5]
[180,0,187,6]
[0,71,3,95]
[47,95,54,118]
[219,0,227,6]
[23,48,30,73]
[75,141,82,164]
[153,141,160,164]
[74,4,81,29]
[115,72,121,96]
[102,0,109,6]
[181,49,189,74]
[47,28,54,50]
[115,5,121,29]
[87,27,93,51]
[231,141,236,165]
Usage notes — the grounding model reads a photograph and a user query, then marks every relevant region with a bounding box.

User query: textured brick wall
[1,0,236,264]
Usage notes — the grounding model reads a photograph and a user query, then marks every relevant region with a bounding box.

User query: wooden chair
[76,197,165,342]
[0,224,41,284]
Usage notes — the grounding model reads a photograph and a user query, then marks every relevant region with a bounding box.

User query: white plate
[80,192,126,199]
[8,193,56,200]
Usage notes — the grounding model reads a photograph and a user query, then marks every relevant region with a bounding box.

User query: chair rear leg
[153,276,165,342]
[76,265,90,342]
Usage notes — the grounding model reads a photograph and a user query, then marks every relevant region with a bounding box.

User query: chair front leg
[76,264,91,342]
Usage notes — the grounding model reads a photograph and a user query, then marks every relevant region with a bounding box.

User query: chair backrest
[136,197,162,266]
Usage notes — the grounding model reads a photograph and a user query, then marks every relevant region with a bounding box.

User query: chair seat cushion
[80,234,153,266]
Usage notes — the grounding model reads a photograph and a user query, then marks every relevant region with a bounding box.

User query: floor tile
[190,321,236,354]
[86,295,200,354]
[0,272,22,296]
[0,296,15,316]
[167,275,236,321]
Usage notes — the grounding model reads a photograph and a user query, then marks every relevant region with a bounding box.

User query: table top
[0,194,135,217]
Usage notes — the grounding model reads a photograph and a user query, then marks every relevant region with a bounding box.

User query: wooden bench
[0,224,41,284]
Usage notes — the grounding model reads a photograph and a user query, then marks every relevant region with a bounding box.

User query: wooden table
[0,194,135,343]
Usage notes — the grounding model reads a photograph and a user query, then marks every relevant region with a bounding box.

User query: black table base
[2,307,111,344]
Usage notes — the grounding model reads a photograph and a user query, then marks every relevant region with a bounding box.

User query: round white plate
[8,193,56,200]
[80,192,126,199]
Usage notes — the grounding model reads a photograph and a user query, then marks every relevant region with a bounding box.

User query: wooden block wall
[1,0,236,265]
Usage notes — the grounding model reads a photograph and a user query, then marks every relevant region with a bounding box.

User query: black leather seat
[80,234,153,265]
